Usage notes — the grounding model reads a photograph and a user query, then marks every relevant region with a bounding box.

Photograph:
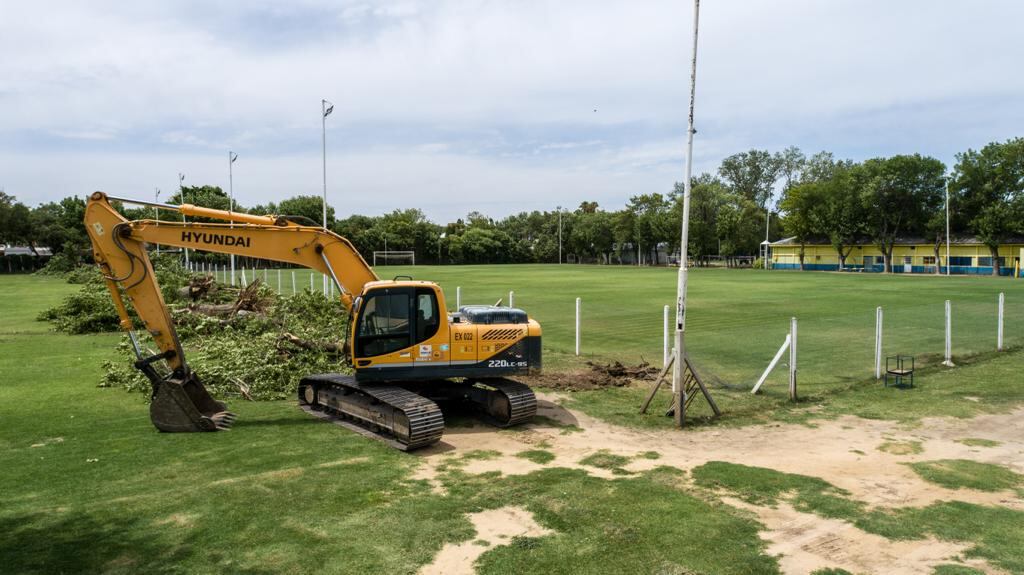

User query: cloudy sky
[2,0,1022,221]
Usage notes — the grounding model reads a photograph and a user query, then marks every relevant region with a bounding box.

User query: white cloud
[1,0,1022,219]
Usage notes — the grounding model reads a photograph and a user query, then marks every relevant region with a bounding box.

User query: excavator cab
[351,283,447,376]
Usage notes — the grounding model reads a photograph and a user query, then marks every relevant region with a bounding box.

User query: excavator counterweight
[84,191,540,448]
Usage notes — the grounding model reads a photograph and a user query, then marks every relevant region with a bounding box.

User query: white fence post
[310,273,314,292]
[240,268,248,288]
[874,306,883,379]
[291,271,296,295]
[789,317,798,401]
[575,297,581,356]
[277,269,281,293]
[998,292,1005,351]
[663,305,670,366]
[456,286,462,309]
[509,291,515,308]
[943,299,954,366]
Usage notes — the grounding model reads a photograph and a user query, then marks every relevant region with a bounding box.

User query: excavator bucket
[150,372,235,432]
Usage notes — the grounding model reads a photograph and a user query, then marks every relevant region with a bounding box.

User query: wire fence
[188,262,1021,393]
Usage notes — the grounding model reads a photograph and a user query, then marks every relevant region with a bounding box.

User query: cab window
[357,290,411,357]
[415,289,440,342]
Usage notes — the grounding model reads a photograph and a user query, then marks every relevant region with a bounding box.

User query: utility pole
[322,99,334,293]
[229,151,238,285]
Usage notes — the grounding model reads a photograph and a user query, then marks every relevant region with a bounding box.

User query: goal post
[372,251,415,266]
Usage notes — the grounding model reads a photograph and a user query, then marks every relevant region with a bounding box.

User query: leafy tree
[950,138,1024,275]
[274,195,335,227]
[718,149,782,208]
[818,163,868,269]
[861,155,946,272]
[780,182,826,270]
[0,192,33,245]
[669,174,729,263]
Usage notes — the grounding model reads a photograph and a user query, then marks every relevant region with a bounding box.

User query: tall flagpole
[322,99,334,294]
[672,0,701,425]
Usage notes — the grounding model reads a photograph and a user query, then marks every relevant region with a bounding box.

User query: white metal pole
[943,299,954,366]
[456,286,462,309]
[575,297,581,356]
[277,269,281,294]
[998,292,1005,351]
[663,305,670,366]
[154,188,161,255]
[558,207,563,264]
[789,317,798,401]
[310,273,314,292]
[673,0,700,402]
[945,181,950,277]
[875,306,883,379]
[241,268,247,288]
[322,99,333,295]
[292,271,296,295]
[509,291,514,308]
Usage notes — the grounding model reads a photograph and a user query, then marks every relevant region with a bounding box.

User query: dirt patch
[411,395,1024,571]
[418,506,551,575]
[525,361,659,391]
[724,497,1004,575]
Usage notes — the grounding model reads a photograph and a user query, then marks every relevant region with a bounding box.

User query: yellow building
[769,236,1024,276]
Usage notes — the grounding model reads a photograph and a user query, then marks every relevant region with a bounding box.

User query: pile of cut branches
[38,258,350,400]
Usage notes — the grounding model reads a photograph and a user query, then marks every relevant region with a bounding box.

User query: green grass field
[3,267,1024,574]
[246,264,1024,424]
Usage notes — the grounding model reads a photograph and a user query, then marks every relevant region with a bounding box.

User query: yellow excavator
[84,192,540,450]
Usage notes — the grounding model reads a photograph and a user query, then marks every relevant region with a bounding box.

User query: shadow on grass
[0,510,275,575]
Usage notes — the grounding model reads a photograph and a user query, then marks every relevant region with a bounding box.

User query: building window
[863,256,873,266]
[949,256,972,266]
[978,257,992,267]
[815,255,821,261]
[923,256,936,265]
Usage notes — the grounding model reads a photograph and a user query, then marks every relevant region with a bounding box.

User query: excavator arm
[83,191,379,432]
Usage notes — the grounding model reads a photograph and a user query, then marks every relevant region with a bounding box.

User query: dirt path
[413,393,1024,574]
[417,506,550,575]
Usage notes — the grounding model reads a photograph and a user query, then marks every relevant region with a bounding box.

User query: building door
[904,256,912,273]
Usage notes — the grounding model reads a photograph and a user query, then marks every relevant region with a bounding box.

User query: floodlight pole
[672,0,701,427]
[557,206,563,264]
[945,180,950,276]
[322,99,334,293]
[154,188,161,255]
[179,173,188,268]
[228,151,238,286]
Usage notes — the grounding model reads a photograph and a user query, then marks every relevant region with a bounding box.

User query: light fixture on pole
[179,173,188,269]
[439,232,446,264]
[229,151,238,286]
[322,99,334,293]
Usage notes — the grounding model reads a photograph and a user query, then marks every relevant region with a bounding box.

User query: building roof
[769,235,1024,247]
[0,245,53,256]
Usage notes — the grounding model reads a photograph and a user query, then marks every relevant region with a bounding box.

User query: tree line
[2,137,1020,274]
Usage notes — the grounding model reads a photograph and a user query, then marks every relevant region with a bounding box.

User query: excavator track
[465,378,538,427]
[298,374,444,451]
